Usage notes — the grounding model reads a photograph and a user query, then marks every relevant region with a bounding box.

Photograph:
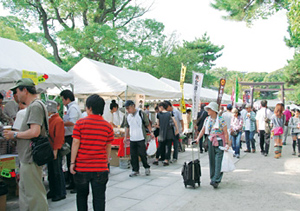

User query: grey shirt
[271,114,285,129]
[18,100,47,163]
[172,108,182,133]
[3,100,18,119]
[289,116,300,134]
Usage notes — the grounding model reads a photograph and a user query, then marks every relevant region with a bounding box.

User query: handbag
[203,136,208,151]
[273,127,284,136]
[59,142,71,157]
[230,130,238,137]
[31,101,54,166]
[264,108,271,134]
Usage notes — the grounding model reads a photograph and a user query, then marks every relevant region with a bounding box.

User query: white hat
[46,100,58,113]
[204,102,219,113]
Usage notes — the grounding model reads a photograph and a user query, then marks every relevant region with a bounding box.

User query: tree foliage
[0,0,164,68]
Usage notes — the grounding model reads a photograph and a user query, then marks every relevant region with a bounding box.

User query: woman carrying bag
[271,103,285,159]
[195,102,230,189]
[289,109,300,157]
[230,108,243,158]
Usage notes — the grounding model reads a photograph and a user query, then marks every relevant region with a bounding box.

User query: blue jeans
[74,171,109,211]
[232,132,242,155]
[245,130,255,151]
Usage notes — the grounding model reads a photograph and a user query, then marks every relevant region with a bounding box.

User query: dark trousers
[292,139,300,153]
[259,130,270,154]
[172,134,179,160]
[199,134,208,152]
[48,154,66,198]
[130,140,150,172]
[156,139,172,161]
[65,135,74,185]
[74,171,108,211]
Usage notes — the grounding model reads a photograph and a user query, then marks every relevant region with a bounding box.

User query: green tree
[1,0,164,67]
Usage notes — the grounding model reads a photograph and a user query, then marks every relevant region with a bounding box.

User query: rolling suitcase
[181,142,201,188]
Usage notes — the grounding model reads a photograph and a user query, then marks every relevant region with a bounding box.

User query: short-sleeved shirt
[271,114,285,128]
[172,108,183,133]
[18,100,47,163]
[3,100,18,119]
[157,111,174,141]
[256,107,273,130]
[63,101,81,136]
[204,116,226,135]
[12,108,27,130]
[72,115,114,172]
[124,109,150,141]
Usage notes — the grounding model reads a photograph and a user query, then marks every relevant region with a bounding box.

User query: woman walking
[230,108,243,158]
[289,109,300,157]
[153,102,178,166]
[196,102,230,188]
[271,103,285,159]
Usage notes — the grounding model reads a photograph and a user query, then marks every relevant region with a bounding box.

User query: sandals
[152,160,159,165]
[163,161,169,166]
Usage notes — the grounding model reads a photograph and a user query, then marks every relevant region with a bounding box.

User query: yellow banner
[180,63,187,113]
[22,70,38,85]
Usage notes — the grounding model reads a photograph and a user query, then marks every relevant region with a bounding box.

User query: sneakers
[292,151,296,155]
[145,168,150,176]
[252,149,256,153]
[283,142,286,145]
[236,155,240,159]
[170,159,177,163]
[298,153,300,157]
[129,171,139,177]
[152,160,159,165]
[244,150,251,153]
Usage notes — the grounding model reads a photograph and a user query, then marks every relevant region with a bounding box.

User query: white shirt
[222,111,232,129]
[245,112,251,131]
[256,107,273,130]
[12,108,27,130]
[63,101,81,136]
[126,109,144,141]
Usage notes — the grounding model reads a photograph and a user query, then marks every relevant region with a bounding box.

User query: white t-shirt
[245,112,251,131]
[256,107,273,130]
[12,108,27,130]
[126,109,144,141]
[222,111,232,129]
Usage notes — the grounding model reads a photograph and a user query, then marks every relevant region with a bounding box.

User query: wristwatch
[13,132,18,138]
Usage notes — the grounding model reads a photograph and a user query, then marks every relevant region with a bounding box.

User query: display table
[111,138,130,157]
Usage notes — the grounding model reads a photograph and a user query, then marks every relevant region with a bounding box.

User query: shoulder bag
[264,108,271,134]
[59,142,71,157]
[31,101,54,166]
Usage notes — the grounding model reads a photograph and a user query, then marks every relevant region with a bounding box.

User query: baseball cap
[124,100,135,107]
[10,78,35,91]
[227,104,233,110]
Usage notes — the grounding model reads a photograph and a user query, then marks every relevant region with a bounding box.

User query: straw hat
[204,102,219,113]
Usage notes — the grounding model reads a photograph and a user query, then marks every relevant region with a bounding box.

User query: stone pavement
[6,137,300,211]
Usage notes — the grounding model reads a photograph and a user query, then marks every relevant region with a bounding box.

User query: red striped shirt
[72,114,114,172]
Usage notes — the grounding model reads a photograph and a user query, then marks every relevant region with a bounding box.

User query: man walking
[256,100,273,156]
[195,104,208,153]
[60,90,81,193]
[4,78,48,210]
[165,101,184,162]
[283,106,292,145]
[244,104,256,153]
[70,94,113,211]
[124,100,154,177]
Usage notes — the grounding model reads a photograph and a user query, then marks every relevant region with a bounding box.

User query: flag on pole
[192,72,204,120]
[231,86,235,105]
[179,63,187,113]
[235,76,239,104]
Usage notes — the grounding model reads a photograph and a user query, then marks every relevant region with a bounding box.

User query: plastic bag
[147,138,157,156]
[221,149,235,172]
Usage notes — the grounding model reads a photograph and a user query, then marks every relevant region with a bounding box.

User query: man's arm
[4,124,40,140]
[106,144,111,163]
[256,120,259,133]
[70,138,80,174]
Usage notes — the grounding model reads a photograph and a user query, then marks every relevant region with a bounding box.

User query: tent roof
[69,57,181,99]
[159,77,237,104]
[0,37,73,91]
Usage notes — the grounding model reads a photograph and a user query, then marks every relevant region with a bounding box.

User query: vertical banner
[135,94,145,109]
[192,72,204,120]
[235,76,239,105]
[231,86,235,105]
[217,78,226,108]
[179,63,187,113]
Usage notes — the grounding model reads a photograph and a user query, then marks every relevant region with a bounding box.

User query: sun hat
[10,78,35,90]
[45,100,58,113]
[204,102,219,113]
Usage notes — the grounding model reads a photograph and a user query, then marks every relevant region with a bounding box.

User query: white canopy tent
[68,57,181,99]
[0,37,73,91]
[159,77,237,104]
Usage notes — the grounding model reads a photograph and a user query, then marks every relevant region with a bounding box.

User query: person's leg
[265,133,270,155]
[199,131,203,153]
[130,141,139,172]
[297,137,300,156]
[245,130,251,151]
[292,134,297,155]
[283,126,288,145]
[278,135,283,157]
[231,136,237,156]
[172,134,179,160]
[19,162,48,211]
[74,172,90,211]
[52,154,66,198]
[249,131,255,151]
[259,130,265,154]
[207,140,215,180]
[235,132,242,157]
[274,137,280,158]
[137,140,150,169]
[164,139,172,162]
[47,160,55,198]
[91,172,108,211]
[212,140,224,184]
[65,135,75,188]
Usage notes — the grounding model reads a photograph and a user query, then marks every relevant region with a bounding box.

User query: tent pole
[124,85,128,159]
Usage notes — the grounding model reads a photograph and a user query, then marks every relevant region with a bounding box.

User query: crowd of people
[1,78,300,210]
